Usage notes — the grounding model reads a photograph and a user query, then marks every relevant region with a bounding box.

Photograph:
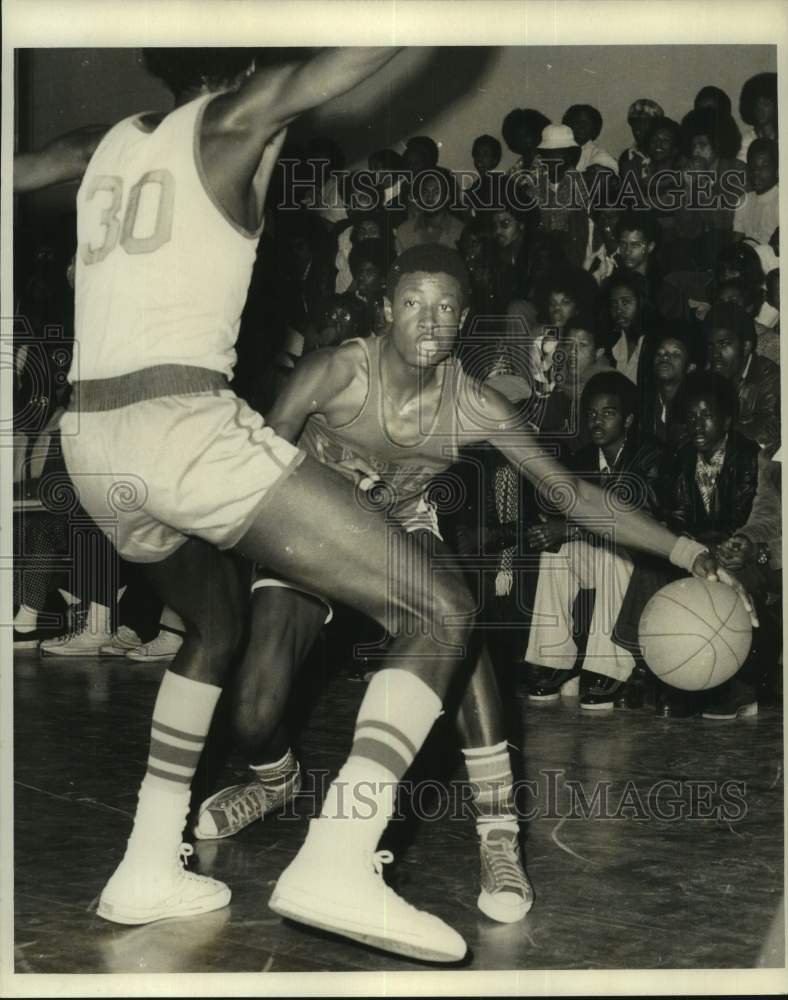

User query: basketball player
[14,49,754,963]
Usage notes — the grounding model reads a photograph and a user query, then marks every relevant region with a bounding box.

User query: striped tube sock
[124,671,221,866]
[251,748,299,784]
[320,668,443,850]
[461,740,518,834]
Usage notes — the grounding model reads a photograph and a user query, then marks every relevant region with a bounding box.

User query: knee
[429,574,476,645]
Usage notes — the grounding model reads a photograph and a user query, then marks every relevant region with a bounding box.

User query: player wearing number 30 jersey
[75,97,255,380]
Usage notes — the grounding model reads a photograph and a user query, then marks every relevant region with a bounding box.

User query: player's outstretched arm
[212,47,402,140]
[13,125,109,192]
[459,380,759,625]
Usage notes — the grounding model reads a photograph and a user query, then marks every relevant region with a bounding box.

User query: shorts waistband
[69,365,231,411]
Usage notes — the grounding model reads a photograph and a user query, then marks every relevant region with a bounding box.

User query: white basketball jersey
[72,94,260,381]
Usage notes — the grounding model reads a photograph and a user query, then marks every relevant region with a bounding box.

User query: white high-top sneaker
[269,819,467,963]
[99,626,143,657]
[98,843,230,925]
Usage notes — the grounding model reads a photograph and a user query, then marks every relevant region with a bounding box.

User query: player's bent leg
[235,457,471,961]
[195,586,325,840]
[455,641,534,923]
[98,540,245,925]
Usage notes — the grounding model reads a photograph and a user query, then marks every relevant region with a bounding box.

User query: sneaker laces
[219,783,265,827]
[484,837,530,896]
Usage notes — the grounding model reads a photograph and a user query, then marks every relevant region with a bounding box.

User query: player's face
[653,338,691,382]
[707,325,746,380]
[617,229,653,272]
[585,393,631,447]
[547,291,576,329]
[492,210,523,248]
[748,150,778,195]
[610,286,639,330]
[388,271,467,368]
[686,396,729,454]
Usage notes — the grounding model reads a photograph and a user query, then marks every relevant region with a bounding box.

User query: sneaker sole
[99,647,141,657]
[14,639,41,650]
[702,702,759,720]
[97,885,231,925]
[528,691,561,703]
[268,889,466,963]
[126,652,178,662]
[580,700,616,711]
[477,888,533,923]
[40,647,104,657]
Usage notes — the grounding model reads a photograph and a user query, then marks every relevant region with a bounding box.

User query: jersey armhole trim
[323,338,372,432]
[192,95,264,241]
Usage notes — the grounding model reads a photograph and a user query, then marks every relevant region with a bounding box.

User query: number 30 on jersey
[80,170,175,264]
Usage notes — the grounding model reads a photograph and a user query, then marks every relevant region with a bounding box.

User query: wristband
[669,535,709,573]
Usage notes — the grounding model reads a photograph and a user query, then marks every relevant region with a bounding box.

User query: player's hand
[526,517,567,552]
[330,457,381,491]
[690,551,759,628]
[715,535,754,572]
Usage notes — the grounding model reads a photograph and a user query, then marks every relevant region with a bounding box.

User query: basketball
[638,578,752,691]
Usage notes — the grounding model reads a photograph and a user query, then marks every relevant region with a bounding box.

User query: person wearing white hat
[533,125,593,270]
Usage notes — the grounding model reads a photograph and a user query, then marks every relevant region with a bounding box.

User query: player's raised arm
[459,379,758,624]
[212,47,402,139]
[13,124,109,192]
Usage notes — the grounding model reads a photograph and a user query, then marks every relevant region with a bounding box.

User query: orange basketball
[638,578,752,691]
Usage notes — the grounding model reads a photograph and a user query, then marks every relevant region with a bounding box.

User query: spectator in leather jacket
[704,301,781,450]
[666,371,760,546]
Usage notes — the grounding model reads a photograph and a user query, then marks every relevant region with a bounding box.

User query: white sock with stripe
[123,671,221,867]
[461,740,518,836]
[319,668,442,851]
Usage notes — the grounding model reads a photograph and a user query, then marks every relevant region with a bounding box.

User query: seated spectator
[711,442,782,718]
[562,103,618,176]
[618,98,664,185]
[310,293,370,349]
[733,138,779,246]
[501,107,551,187]
[489,202,536,310]
[533,124,590,269]
[694,85,733,117]
[675,107,744,267]
[346,239,389,335]
[610,209,662,298]
[715,275,778,364]
[524,371,665,709]
[738,72,778,160]
[277,208,337,334]
[666,371,759,550]
[526,266,599,400]
[539,316,613,446]
[641,325,698,448]
[458,220,498,317]
[334,196,394,294]
[642,116,683,240]
[704,302,781,450]
[601,270,660,385]
[368,148,408,214]
[394,170,464,253]
[464,134,503,214]
[716,238,766,288]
